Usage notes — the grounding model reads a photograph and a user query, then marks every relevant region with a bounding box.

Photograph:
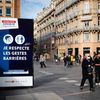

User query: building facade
[0,0,20,18]
[36,0,56,59]
[36,0,100,59]
[56,0,100,58]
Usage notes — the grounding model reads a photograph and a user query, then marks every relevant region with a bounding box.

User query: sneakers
[80,86,95,92]
[95,83,100,85]
[80,86,83,90]
[90,88,95,92]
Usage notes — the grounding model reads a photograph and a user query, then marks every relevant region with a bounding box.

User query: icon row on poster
[3,34,25,45]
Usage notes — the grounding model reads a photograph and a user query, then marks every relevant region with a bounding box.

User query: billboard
[0,18,33,87]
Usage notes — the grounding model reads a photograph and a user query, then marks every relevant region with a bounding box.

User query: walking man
[80,56,94,91]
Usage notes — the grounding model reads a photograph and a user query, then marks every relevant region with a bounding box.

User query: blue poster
[0,18,33,87]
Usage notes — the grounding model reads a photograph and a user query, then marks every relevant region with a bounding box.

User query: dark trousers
[64,61,67,66]
[80,74,93,89]
[40,62,46,68]
[95,68,100,83]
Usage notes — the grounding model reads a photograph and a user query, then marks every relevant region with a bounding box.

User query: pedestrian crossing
[39,70,54,75]
[65,80,78,83]
[59,77,89,87]
[6,92,64,100]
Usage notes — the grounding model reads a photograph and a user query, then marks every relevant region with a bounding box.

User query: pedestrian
[54,54,58,63]
[80,56,94,91]
[39,54,46,68]
[94,53,100,85]
[63,55,68,68]
[79,54,82,64]
[68,54,71,66]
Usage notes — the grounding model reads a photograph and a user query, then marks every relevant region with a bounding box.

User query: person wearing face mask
[80,55,94,91]
[94,53,100,85]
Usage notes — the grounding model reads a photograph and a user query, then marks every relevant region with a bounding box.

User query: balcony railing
[56,31,66,37]
[56,25,100,37]
[55,6,65,15]
[64,0,79,9]
[67,26,100,34]
[55,18,66,25]
[37,19,54,31]
[55,0,79,15]
[41,32,56,41]
[66,10,79,20]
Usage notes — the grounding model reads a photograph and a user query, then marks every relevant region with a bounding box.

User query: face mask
[87,57,90,60]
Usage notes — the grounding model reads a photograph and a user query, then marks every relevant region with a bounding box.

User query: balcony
[64,0,79,9]
[67,26,100,35]
[56,31,66,37]
[56,25,100,38]
[55,0,79,15]
[37,19,54,31]
[81,15,92,21]
[55,6,65,15]
[41,32,56,41]
[55,18,66,25]
[66,10,79,20]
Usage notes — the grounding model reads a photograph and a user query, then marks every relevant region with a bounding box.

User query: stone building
[0,0,20,18]
[36,0,100,59]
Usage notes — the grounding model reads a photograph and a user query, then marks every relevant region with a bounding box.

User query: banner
[0,18,33,87]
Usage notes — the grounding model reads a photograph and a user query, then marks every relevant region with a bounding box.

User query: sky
[21,0,51,19]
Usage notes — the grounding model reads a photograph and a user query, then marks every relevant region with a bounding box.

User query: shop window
[83,47,90,56]
[97,47,100,54]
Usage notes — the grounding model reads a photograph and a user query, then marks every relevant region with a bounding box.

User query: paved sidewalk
[0,61,100,100]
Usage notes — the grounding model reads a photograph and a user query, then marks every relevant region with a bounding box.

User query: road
[0,60,100,100]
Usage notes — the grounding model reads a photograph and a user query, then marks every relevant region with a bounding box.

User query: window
[98,17,100,26]
[84,21,89,29]
[83,1,90,14]
[6,7,11,16]
[98,0,100,9]
[84,32,90,42]
[98,32,100,41]
[6,0,11,3]
[0,7,2,16]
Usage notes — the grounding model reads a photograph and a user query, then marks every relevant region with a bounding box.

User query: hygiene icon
[3,34,25,45]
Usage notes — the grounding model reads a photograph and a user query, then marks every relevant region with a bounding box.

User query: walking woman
[80,56,94,91]
[39,54,46,68]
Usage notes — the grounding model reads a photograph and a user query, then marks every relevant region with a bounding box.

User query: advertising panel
[0,18,33,87]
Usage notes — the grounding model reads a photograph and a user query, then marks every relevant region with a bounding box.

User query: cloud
[21,0,51,19]
[24,0,51,7]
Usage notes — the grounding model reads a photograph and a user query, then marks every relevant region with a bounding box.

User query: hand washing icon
[3,34,25,45]
[3,34,13,44]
